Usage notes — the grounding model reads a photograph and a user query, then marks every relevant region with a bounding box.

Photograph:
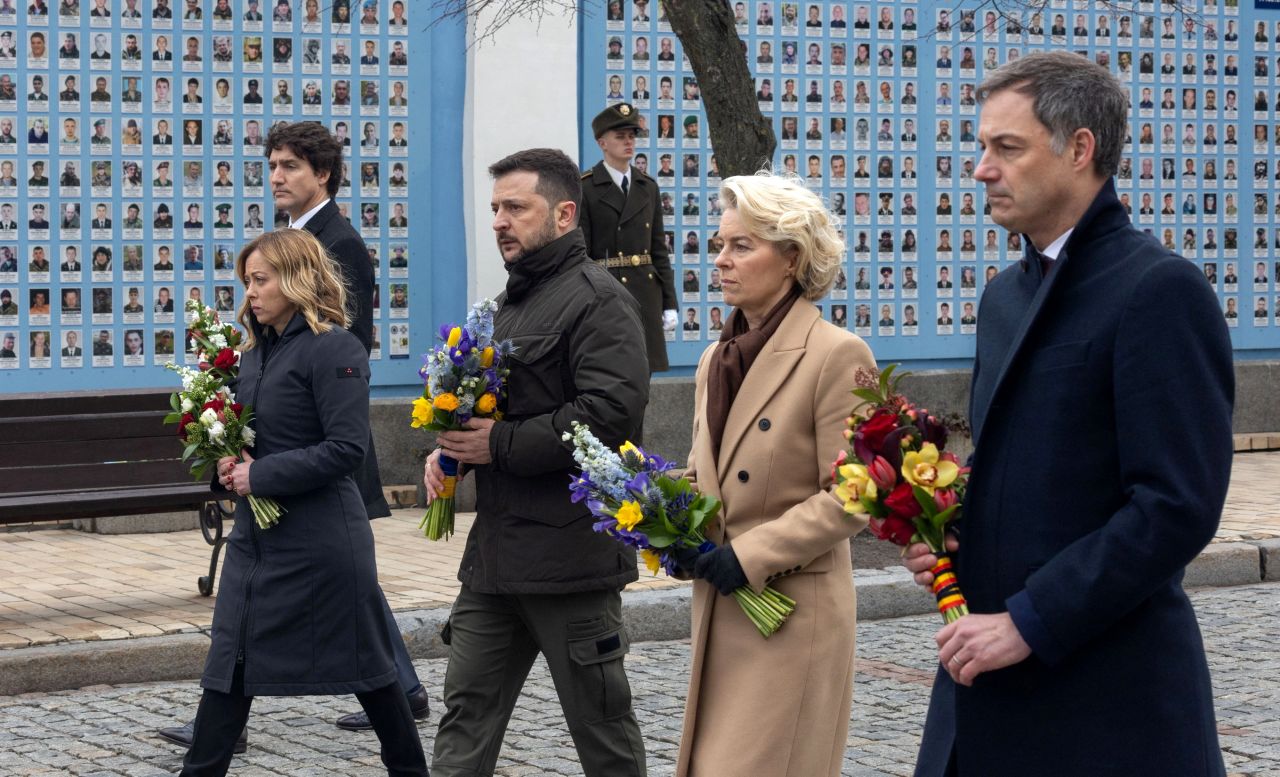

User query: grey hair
[719,171,843,301]
[976,51,1128,177]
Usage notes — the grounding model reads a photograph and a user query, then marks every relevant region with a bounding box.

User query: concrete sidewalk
[1,451,1278,695]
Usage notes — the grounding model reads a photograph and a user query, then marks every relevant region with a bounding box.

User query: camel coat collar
[696,301,818,489]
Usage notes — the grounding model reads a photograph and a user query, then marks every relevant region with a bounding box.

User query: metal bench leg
[198,500,232,596]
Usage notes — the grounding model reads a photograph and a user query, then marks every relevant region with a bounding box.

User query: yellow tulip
[411,397,433,428]
[446,327,462,348]
[479,347,494,368]
[615,500,644,531]
[476,393,497,414]
[901,442,958,493]
[640,548,662,575]
[432,392,460,412]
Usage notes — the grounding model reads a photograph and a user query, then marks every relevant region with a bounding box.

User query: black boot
[336,684,430,731]
[158,721,248,754]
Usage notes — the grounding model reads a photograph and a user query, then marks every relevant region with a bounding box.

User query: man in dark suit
[904,51,1232,777]
[156,121,427,750]
[579,103,677,373]
[60,330,81,357]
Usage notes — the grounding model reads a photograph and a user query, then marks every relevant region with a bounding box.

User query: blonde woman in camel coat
[676,173,875,777]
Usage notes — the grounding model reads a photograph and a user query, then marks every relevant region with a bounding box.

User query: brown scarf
[706,285,803,465]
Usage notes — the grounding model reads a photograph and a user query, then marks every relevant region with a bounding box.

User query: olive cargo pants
[430,585,646,777]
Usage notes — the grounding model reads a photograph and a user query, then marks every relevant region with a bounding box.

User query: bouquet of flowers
[565,421,796,638]
[164,305,285,530]
[413,299,513,540]
[183,299,243,380]
[833,365,970,623]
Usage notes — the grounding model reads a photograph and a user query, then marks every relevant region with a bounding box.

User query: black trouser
[180,661,429,776]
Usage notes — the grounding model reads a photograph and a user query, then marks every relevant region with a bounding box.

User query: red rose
[230,402,244,417]
[213,348,238,371]
[884,481,923,519]
[202,397,225,413]
[868,515,916,546]
[857,410,899,453]
[178,412,195,440]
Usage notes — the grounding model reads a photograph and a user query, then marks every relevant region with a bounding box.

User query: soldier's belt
[596,253,652,268]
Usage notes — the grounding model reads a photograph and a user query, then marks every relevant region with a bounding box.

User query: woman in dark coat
[183,229,428,776]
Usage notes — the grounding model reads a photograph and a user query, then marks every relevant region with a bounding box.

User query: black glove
[668,544,703,577]
[693,545,748,596]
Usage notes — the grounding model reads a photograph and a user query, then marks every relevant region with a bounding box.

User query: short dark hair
[263,121,343,197]
[488,148,582,215]
[976,51,1127,177]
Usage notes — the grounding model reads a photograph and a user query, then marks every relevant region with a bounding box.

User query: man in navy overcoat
[905,51,1233,777]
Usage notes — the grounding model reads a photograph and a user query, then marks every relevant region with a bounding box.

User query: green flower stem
[731,585,797,638]
[420,496,455,541]
[247,495,285,530]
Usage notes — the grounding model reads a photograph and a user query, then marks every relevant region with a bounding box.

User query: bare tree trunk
[661,0,776,178]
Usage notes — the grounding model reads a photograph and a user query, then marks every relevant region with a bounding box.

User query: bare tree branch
[431,0,588,46]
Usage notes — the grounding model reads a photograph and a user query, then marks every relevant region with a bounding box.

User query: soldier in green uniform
[580,103,677,372]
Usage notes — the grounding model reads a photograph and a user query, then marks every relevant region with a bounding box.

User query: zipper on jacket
[235,338,277,684]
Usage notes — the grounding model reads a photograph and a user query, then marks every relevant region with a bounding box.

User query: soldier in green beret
[580,102,677,372]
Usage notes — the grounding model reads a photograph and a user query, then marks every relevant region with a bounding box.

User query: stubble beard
[501,215,560,263]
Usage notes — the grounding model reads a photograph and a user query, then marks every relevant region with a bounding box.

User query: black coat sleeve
[325,232,375,354]
[249,331,371,496]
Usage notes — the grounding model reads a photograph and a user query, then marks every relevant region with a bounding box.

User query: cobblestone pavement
[1,583,1276,776]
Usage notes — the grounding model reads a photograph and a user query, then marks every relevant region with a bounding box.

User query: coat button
[621,276,628,283]
[758,418,771,431]
[737,470,749,483]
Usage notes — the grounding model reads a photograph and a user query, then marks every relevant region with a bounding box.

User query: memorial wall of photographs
[0,0,419,382]
[586,0,1280,366]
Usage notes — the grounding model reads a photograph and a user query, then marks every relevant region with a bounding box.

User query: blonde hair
[718,172,843,300]
[235,229,350,350]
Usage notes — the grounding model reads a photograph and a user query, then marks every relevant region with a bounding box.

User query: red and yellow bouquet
[833,365,970,623]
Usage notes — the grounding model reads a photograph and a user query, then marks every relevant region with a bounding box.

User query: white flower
[242,426,256,446]
[210,333,228,349]
[200,408,218,427]
[208,421,225,443]
[181,397,194,412]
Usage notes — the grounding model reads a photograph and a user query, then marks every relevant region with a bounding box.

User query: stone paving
[1,450,1277,651]
[0,582,1275,776]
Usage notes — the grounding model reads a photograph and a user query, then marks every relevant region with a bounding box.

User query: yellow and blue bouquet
[565,421,796,638]
[413,299,513,540]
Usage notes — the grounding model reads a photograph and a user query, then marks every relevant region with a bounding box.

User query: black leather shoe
[334,685,431,731]
[157,721,248,754]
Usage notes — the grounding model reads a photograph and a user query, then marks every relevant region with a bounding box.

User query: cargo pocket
[566,620,633,723]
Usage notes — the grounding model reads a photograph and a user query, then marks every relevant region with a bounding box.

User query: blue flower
[625,470,651,498]
[569,472,596,504]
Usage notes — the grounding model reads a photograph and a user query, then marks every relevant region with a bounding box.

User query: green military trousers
[431,585,647,777]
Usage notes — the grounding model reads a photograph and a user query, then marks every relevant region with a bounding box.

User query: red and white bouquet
[833,366,969,623]
[164,300,284,529]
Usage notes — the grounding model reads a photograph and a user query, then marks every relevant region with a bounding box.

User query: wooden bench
[0,388,232,596]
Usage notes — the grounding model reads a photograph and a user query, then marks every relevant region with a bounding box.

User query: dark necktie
[1025,244,1054,278]
[621,175,629,197]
